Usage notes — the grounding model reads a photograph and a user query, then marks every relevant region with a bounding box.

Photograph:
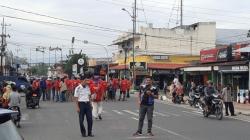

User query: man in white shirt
[74,78,94,137]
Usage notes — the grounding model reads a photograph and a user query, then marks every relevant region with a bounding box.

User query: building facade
[111,22,216,89]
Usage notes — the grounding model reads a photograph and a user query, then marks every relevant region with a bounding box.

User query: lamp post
[83,40,111,82]
[122,3,136,89]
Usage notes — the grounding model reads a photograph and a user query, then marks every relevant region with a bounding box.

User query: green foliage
[63,52,88,76]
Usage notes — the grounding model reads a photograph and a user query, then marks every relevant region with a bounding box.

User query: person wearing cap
[90,75,104,120]
[74,78,94,137]
[222,84,236,116]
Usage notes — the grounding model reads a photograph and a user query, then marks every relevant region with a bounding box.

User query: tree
[63,52,88,76]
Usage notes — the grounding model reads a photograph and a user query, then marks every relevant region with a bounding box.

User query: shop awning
[109,65,128,70]
[148,63,187,70]
[183,66,212,72]
[234,45,250,52]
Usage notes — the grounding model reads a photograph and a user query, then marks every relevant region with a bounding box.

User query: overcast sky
[1,0,250,63]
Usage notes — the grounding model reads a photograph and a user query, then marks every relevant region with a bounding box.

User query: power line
[0,4,125,33]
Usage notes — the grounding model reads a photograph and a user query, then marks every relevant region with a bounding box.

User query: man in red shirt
[100,77,108,101]
[112,78,119,100]
[54,77,61,102]
[119,78,128,101]
[126,78,132,98]
[46,78,53,101]
[90,75,104,120]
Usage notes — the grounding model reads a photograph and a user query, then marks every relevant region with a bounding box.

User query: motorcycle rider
[8,84,21,127]
[204,81,218,112]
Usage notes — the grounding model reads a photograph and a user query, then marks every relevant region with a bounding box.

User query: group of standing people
[106,77,131,101]
[31,77,83,103]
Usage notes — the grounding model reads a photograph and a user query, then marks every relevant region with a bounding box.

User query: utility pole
[0,18,10,76]
[132,0,137,88]
[180,0,183,28]
[190,36,193,56]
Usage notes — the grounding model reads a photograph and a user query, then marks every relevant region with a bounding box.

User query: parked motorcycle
[8,106,21,127]
[26,92,40,109]
[202,94,223,120]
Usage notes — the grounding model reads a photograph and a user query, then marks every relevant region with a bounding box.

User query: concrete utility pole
[36,46,46,64]
[0,18,10,76]
[49,47,62,65]
[132,0,137,88]
[180,0,183,28]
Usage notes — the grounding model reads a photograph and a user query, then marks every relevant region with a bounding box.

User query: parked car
[0,109,24,140]
[0,76,31,93]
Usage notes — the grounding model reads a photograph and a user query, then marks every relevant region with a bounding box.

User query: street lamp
[122,6,136,89]
[83,40,111,82]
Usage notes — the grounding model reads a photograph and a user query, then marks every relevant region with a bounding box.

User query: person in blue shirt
[133,76,159,136]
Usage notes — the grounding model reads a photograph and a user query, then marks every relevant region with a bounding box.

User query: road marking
[182,111,200,116]
[128,136,153,139]
[123,110,139,116]
[154,111,170,117]
[162,111,180,117]
[131,117,139,120]
[130,117,190,140]
[112,110,123,115]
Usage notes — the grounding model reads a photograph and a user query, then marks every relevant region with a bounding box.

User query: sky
[1,0,250,63]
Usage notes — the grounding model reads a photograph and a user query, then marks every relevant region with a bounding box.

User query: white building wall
[139,22,216,55]
[113,22,216,61]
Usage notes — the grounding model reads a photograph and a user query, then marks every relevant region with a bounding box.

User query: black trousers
[224,102,235,115]
[78,102,93,136]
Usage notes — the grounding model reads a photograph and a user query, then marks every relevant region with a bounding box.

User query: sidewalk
[234,102,250,116]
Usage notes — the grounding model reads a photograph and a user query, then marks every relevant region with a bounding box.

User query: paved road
[19,95,250,140]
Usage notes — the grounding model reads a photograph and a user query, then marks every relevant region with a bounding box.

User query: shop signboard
[217,47,232,62]
[200,48,218,63]
[130,62,147,70]
[219,65,248,71]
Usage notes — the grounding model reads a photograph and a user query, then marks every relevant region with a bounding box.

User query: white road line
[127,136,153,139]
[182,111,201,116]
[112,110,124,115]
[154,111,170,117]
[192,110,203,114]
[131,117,139,120]
[123,110,139,116]
[162,111,180,117]
[130,117,190,140]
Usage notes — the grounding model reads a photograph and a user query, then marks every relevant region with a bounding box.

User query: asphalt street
[18,95,250,140]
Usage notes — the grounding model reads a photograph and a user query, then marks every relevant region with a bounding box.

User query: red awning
[147,63,187,70]
[109,65,128,70]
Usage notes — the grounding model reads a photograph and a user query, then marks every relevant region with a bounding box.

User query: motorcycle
[26,92,40,109]
[174,94,184,104]
[188,92,201,108]
[8,106,21,127]
[202,94,223,120]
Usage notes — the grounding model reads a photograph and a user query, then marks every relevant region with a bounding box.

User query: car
[0,109,24,140]
[0,76,31,93]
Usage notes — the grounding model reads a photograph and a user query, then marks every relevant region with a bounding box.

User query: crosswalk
[100,109,198,118]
